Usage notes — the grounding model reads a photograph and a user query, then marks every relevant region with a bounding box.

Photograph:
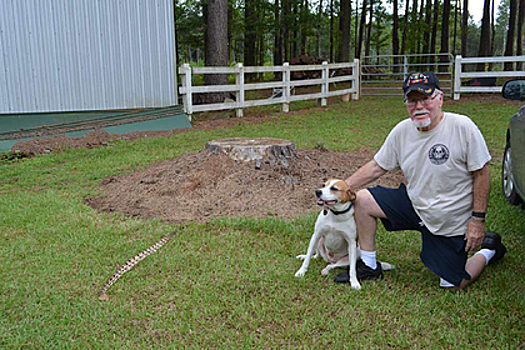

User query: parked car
[501,79,525,206]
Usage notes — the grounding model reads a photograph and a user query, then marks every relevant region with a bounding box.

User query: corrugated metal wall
[0,0,177,114]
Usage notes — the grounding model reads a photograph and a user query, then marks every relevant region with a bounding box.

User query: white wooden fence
[454,55,525,100]
[178,61,360,119]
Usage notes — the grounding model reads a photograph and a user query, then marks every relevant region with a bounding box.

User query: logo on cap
[406,73,429,87]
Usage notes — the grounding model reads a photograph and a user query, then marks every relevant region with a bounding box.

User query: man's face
[405,90,443,131]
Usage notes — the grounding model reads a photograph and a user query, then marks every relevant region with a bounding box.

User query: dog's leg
[347,240,361,290]
[321,256,349,275]
[297,237,322,261]
[295,232,322,277]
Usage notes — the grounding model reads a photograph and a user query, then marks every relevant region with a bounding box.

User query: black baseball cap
[403,72,441,97]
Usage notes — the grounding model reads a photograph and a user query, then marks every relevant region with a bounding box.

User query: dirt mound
[86,149,405,224]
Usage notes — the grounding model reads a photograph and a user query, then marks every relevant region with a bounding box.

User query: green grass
[1,96,524,349]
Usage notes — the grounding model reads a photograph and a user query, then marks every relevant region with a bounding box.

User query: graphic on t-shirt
[429,144,450,165]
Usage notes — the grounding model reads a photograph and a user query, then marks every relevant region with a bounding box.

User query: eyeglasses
[404,93,440,107]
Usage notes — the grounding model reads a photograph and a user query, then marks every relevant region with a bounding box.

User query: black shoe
[481,231,506,265]
[334,259,384,283]
[481,231,501,250]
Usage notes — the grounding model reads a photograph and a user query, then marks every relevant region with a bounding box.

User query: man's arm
[465,164,491,252]
[345,159,388,189]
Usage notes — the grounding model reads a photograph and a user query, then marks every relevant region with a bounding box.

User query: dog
[294,178,392,290]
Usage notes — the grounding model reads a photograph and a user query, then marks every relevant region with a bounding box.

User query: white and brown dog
[295,178,392,290]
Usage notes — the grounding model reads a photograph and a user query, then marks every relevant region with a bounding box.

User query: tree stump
[205,138,297,167]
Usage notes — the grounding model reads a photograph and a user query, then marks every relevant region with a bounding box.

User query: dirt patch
[86,148,405,224]
[9,106,408,224]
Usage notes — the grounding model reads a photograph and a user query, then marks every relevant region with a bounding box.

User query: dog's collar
[327,203,353,216]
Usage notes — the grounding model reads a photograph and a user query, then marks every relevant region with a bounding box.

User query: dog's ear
[347,189,357,203]
[326,178,336,186]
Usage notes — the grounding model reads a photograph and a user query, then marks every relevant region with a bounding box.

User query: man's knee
[355,189,386,219]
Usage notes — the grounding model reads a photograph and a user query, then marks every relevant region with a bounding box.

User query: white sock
[440,278,455,288]
[359,249,377,270]
[474,249,496,266]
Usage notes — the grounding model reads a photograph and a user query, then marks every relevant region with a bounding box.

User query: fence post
[181,63,193,120]
[282,62,290,113]
[320,61,328,106]
[454,55,462,100]
[403,55,408,81]
[235,63,244,118]
[353,58,360,100]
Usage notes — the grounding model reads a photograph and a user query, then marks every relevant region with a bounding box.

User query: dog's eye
[330,187,339,191]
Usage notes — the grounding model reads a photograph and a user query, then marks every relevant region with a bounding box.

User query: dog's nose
[315,190,322,198]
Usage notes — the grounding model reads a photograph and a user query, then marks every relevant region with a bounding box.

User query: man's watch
[472,211,486,219]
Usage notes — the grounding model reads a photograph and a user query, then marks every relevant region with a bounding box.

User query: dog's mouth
[317,199,338,206]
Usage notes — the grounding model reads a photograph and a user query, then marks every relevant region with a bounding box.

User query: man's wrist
[469,216,485,224]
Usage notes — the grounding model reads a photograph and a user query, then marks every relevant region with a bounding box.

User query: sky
[469,0,502,24]
[380,0,503,26]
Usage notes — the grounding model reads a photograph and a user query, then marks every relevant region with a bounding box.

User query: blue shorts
[368,183,471,286]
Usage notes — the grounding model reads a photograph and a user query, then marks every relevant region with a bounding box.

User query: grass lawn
[1,96,524,349]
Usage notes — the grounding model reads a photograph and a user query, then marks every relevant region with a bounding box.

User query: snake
[98,231,177,301]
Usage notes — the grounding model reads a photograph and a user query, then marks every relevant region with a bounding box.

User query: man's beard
[412,110,432,128]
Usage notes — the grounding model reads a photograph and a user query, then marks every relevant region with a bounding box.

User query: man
[335,72,506,289]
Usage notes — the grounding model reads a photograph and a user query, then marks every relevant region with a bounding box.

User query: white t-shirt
[374,112,491,237]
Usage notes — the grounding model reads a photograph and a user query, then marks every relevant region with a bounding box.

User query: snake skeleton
[98,231,177,301]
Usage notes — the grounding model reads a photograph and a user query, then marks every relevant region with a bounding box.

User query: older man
[336,72,506,289]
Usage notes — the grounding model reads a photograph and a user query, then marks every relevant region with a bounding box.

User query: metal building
[0,0,178,114]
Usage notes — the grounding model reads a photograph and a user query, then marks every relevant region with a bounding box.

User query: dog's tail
[379,261,394,271]
[97,231,177,301]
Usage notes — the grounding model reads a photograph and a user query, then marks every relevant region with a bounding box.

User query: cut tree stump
[205,138,297,167]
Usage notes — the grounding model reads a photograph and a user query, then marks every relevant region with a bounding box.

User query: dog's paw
[321,267,330,275]
[296,254,307,260]
[350,279,361,290]
[295,268,307,277]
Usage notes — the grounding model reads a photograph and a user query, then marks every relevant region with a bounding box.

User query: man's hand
[465,219,485,252]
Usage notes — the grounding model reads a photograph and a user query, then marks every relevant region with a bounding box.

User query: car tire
[502,141,522,205]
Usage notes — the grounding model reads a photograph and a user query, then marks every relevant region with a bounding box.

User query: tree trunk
[204,0,229,102]
[423,0,433,69]
[244,0,257,68]
[205,138,298,167]
[461,0,468,57]
[410,0,418,54]
[227,0,233,62]
[330,0,334,61]
[356,0,368,59]
[283,0,290,62]
[292,2,298,57]
[452,0,459,56]
[517,0,525,70]
[274,0,282,67]
[477,0,492,71]
[504,0,518,70]
[364,0,374,62]
[489,0,495,70]
[429,0,439,66]
[392,0,400,72]
[401,0,409,55]
[439,0,451,72]
[301,0,308,55]
[317,0,323,58]
[337,0,351,62]
[417,0,425,55]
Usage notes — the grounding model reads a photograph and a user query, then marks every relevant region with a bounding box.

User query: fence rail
[178,55,525,117]
[178,61,360,119]
[361,53,454,97]
[453,55,525,100]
